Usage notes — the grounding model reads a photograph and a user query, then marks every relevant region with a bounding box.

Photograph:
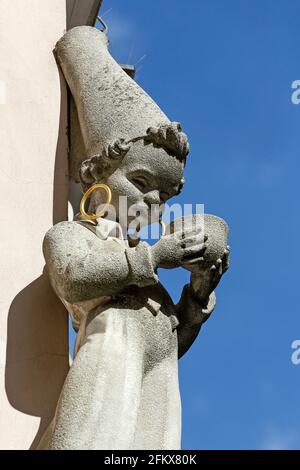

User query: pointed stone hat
[55,26,189,182]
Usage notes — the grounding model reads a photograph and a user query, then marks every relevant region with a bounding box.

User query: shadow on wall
[5,57,70,450]
[5,272,69,450]
[52,68,70,226]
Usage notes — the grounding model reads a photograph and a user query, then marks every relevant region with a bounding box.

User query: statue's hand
[189,246,230,306]
[150,228,207,270]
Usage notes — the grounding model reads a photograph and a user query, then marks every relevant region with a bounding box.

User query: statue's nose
[144,190,161,207]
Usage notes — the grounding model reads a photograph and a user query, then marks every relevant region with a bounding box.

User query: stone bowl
[166,214,229,271]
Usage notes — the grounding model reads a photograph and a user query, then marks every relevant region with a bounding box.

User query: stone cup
[166,214,229,272]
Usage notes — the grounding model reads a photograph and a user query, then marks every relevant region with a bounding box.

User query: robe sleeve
[43,221,158,304]
[176,284,216,359]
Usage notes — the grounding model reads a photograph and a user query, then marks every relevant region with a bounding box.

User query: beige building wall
[0,1,70,449]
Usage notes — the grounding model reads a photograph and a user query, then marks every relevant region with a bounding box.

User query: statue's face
[101,141,185,228]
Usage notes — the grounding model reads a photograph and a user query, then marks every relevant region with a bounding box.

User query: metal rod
[96,15,108,33]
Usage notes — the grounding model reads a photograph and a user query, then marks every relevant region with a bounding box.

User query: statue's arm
[176,283,216,359]
[176,247,230,358]
[43,221,158,303]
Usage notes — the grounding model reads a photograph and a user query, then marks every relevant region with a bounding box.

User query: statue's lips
[166,214,229,270]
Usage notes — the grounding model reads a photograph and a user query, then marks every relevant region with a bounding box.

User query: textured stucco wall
[0,0,70,450]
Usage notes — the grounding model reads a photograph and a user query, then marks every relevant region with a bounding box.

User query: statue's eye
[132,176,147,190]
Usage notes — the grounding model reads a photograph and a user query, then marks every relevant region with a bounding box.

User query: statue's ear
[79,155,104,188]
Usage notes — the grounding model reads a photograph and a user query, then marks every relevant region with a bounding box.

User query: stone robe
[38,218,215,450]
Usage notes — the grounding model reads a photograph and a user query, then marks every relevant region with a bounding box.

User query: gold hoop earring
[80,183,112,221]
[159,219,166,239]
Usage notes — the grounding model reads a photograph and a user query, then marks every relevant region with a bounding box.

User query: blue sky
[70,0,300,450]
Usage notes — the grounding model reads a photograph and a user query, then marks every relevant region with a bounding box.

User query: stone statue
[37,26,230,450]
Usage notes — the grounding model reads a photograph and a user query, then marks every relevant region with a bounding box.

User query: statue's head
[55,26,190,228]
[79,122,189,227]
